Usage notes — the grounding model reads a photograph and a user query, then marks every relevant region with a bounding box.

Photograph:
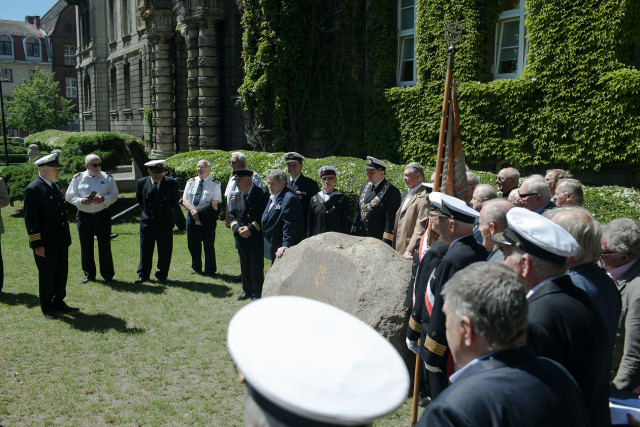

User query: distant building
[0,16,52,137]
[68,0,246,157]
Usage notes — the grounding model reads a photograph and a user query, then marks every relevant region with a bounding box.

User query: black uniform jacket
[351,178,401,244]
[230,184,269,251]
[287,174,319,226]
[136,176,180,230]
[24,176,71,249]
[417,346,589,427]
[423,235,488,367]
[307,191,350,236]
[527,275,611,427]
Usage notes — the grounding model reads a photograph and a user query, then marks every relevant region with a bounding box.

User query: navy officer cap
[284,152,305,163]
[34,152,62,168]
[233,168,254,178]
[428,193,478,224]
[364,156,388,171]
[144,159,165,173]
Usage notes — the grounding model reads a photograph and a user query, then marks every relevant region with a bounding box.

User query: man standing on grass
[224,152,262,228]
[24,152,79,319]
[65,154,119,283]
[182,159,221,277]
[0,176,9,293]
[229,169,269,300]
[135,160,180,284]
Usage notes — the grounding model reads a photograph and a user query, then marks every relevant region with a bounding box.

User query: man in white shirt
[65,153,119,283]
[183,159,221,276]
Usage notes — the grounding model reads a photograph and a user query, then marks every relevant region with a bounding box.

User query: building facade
[69,0,246,157]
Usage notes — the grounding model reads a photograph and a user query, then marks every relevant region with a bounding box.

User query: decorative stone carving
[198,97,219,107]
[198,117,220,127]
[197,77,219,87]
[197,56,218,67]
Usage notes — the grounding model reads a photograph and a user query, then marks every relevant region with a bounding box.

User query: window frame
[64,45,76,66]
[66,77,78,98]
[24,36,42,61]
[0,34,13,58]
[493,0,528,79]
[396,0,417,86]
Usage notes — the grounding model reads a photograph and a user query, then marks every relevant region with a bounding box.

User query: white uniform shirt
[185,176,222,209]
[65,170,119,213]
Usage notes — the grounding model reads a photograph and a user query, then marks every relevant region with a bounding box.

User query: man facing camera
[261,170,304,262]
[417,262,588,427]
[135,160,180,284]
[65,153,119,283]
[229,169,269,300]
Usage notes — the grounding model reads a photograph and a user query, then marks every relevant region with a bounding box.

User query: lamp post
[0,65,9,166]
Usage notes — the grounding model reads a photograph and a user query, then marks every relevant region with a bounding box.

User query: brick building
[68,0,247,157]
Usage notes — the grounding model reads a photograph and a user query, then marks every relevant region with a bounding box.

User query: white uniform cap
[34,152,62,167]
[227,296,410,426]
[318,166,338,177]
[144,159,164,168]
[428,191,442,208]
[492,207,578,263]
[437,193,479,223]
[364,156,389,170]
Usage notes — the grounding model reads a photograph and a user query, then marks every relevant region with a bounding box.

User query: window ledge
[109,109,119,119]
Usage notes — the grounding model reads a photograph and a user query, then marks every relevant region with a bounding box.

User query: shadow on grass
[215,272,241,283]
[164,280,233,298]
[0,291,40,308]
[59,311,146,333]
[95,279,166,294]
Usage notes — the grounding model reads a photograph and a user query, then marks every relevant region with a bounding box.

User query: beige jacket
[392,185,429,254]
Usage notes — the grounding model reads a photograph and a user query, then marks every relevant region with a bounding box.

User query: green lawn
[0,193,420,425]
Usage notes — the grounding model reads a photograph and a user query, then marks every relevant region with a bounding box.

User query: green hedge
[164,150,640,224]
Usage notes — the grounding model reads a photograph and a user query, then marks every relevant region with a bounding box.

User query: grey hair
[480,199,513,231]
[266,170,287,183]
[231,152,247,164]
[522,176,551,201]
[510,246,568,277]
[197,159,211,167]
[466,171,479,186]
[474,184,497,202]
[545,207,601,263]
[85,153,100,165]
[441,262,528,351]
[546,168,573,180]
[556,179,583,205]
[405,162,424,178]
[499,167,520,181]
[602,218,640,259]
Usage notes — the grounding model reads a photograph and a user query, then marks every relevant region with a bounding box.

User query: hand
[93,195,105,204]
[230,194,236,201]
[403,250,413,260]
[275,246,288,258]
[34,246,45,257]
[238,226,252,238]
[81,196,93,205]
[190,210,199,222]
[406,338,420,355]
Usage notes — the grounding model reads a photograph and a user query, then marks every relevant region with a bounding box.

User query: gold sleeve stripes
[252,221,261,232]
[383,232,394,241]
[409,317,422,333]
[29,233,42,242]
[423,335,447,356]
[230,221,238,228]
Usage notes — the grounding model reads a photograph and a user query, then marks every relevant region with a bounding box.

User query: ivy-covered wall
[239,0,640,174]
[387,0,640,173]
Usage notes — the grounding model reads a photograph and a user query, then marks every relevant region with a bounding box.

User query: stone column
[186,26,200,151]
[151,38,174,157]
[197,22,220,150]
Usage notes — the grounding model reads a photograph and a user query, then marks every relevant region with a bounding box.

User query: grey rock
[263,232,414,364]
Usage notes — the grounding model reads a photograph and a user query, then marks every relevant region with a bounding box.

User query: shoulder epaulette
[73,172,81,178]
[253,171,259,176]
[187,178,194,182]
[214,179,220,184]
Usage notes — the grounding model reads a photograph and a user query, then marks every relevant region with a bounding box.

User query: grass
[0,193,421,425]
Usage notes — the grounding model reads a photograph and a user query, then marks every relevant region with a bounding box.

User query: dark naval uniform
[287,173,319,229]
[423,235,488,397]
[230,184,269,298]
[261,186,304,262]
[351,179,401,244]
[136,175,180,281]
[24,176,72,315]
[307,191,350,236]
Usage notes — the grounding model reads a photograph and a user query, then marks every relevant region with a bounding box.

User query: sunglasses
[90,163,101,167]
[518,192,538,199]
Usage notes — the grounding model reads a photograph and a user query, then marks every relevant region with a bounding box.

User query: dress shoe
[237,293,250,301]
[418,396,431,407]
[43,311,58,319]
[55,303,80,313]
[251,296,261,301]
[190,269,200,275]
[134,276,147,284]
[204,271,216,278]
[81,276,94,284]
[233,275,242,283]
[155,272,167,283]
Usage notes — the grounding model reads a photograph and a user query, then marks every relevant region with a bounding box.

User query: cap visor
[490,231,512,246]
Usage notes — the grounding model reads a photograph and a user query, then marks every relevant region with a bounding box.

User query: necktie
[153,182,159,195]
[193,180,204,206]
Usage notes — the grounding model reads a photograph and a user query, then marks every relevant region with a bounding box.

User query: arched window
[25,37,41,59]
[0,35,13,57]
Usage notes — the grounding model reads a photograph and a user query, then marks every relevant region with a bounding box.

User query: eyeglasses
[518,191,538,199]
[90,163,101,167]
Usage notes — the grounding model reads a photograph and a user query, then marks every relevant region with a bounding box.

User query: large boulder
[263,232,413,361]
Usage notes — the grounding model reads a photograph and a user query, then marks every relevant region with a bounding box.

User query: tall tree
[5,69,74,133]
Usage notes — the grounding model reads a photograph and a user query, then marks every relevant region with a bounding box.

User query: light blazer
[612,260,640,391]
[392,185,429,254]
[261,186,304,261]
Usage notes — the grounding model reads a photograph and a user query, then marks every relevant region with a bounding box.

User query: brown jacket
[612,260,640,391]
[392,185,429,254]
